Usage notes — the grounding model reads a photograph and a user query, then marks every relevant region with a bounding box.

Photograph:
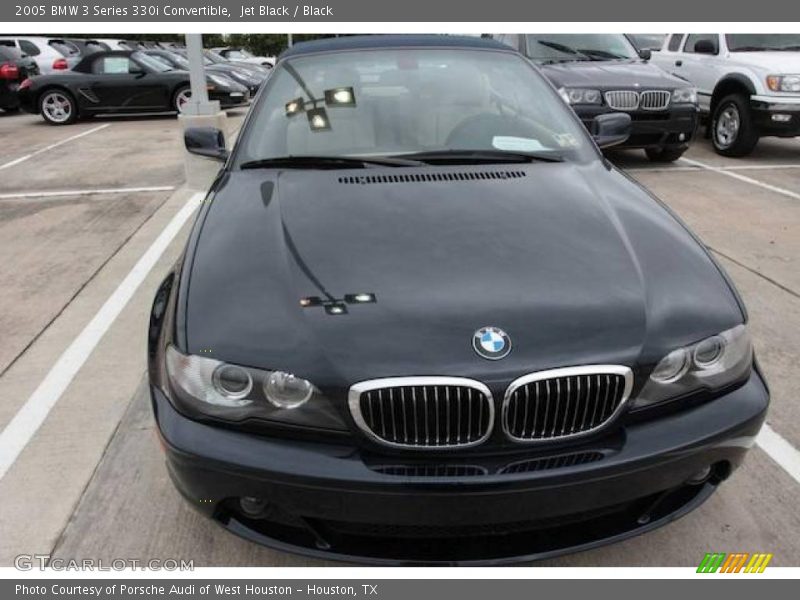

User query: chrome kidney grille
[604,90,640,110]
[604,90,671,111]
[502,366,633,443]
[640,90,671,111]
[349,377,494,449]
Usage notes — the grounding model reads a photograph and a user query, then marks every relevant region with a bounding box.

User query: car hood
[727,51,800,72]
[183,162,743,389]
[541,60,687,89]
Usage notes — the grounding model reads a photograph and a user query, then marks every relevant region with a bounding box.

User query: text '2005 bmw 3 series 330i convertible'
[147,35,769,565]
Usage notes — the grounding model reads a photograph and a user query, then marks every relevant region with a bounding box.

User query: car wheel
[645,146,687,162]
[711,94,759,157]
[174,86,192,113]
[39,89,77,125]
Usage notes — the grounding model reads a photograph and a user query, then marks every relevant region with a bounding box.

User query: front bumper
[751,96,800,137]
[152,370,768,565]
[577,104,699,149]
[210,89,250,109]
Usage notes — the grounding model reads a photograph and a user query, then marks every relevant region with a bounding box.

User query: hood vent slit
[337,170,527,185]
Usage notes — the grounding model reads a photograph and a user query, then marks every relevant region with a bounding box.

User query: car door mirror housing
[593,113,632,149]
[693,39,717,55]
[638,48,652,61]
[184,127,229,161]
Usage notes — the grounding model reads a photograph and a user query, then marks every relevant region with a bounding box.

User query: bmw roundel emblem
[472,326,512,360]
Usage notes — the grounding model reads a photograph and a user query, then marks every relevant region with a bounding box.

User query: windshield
[726,34,800,51]
[524,34,638,62]
[132,51,172,73]
[158,52,190,70]
[235,48,594,166]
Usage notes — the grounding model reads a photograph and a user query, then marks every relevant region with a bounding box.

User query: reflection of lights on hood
[325,304,347,315]
[299,296,322,307]
[345,293,376,304]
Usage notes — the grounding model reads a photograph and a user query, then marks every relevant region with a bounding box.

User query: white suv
[653,33,800,156]
[0,36,81,74]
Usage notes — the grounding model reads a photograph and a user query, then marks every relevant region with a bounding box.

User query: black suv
[0,43,39,112]
[494,33,699,161]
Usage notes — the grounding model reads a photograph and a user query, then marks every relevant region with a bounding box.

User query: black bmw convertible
[148,35,768,564]
[18,49,249,125]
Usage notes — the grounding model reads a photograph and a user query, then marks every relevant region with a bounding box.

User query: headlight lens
[165,345,347,431]
[634,324,753,409]
[265,371,314,409]
[671,87,698,104]
[767,74,800,92]
[559,87,602,105]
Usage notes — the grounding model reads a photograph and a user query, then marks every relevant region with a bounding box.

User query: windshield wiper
[536,40,598,61]
[390,149,564,165]
[240,155,425,170]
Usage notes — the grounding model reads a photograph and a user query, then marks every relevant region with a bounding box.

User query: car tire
[39,89,78,125]
[711,93,759,157]
[645,146,687,162]
[173,85,192,113]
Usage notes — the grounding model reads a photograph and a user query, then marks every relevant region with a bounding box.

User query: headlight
[559,87,602,105]
[165,345,348,431]
[767,74,800,92]
[671,87,698,104]
[633,324,753,409]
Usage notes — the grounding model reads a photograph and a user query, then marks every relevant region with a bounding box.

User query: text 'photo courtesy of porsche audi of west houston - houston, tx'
[147,35,768,565]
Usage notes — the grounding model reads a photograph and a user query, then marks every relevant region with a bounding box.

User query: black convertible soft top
[279,34,513,60]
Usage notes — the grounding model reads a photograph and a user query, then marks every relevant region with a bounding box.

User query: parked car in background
[653,33,800,156]
[152,34,768,565]
[494,34,699,161]
[201,48,271,77]
[64,38,111,56]
[94,38,135,51]
[626,34,667,53]
[212,46,275,67]
[144,49,265,96]
[18,50,249,125]
[0,36,81,73]
[0,44,39,111]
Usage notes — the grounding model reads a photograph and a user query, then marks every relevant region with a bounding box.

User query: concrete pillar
[178,33,228,191]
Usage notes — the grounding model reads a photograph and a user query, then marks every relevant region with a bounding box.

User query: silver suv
[653,33,800,156]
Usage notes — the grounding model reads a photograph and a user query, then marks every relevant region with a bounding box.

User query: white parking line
[627,163,800,174]
[678,156,800,201]
[757,424,800,486]
[0,191,203,482]
[0,186,175,200]
[0,123,111,171]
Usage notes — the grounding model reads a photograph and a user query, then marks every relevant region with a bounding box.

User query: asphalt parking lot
[0,109,798,567]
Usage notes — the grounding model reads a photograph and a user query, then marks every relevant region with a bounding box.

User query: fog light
[239,496,268,517]
[687,466,712,485]
[771,114,792,122]
[679,133,686,141]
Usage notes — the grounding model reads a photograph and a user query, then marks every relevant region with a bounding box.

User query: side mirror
[638,48,652,61]
[184,127,229,161]
[593,113,631,149]
[693,39,717,55]
[129,65,146,77]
